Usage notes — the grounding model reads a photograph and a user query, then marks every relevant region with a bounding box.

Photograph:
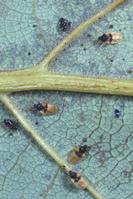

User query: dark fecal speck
[32,24,37,28]
[127,69,133,74]
[87,33,91,37]
[35,121,39,125]
[28,52,31,56]
[109,25,113,29]
[57,17,71,32]
[82,137,87,142]
[114,109,121,118]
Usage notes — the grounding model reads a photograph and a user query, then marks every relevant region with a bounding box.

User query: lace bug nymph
[68,145,89,164]
[97,32,122,45]
[33,101,59,115]
[68,170,88,189]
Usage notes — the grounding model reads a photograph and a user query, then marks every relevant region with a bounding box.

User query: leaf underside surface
[0,1,132,199]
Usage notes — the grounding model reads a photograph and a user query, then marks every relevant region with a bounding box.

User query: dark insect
[67,145,89,164]
[114,109,121,118]
[4,119,18,131]
[68,170,88,189]
[97,32,122,45]
[57,17,71,32]
[33,101,59,115]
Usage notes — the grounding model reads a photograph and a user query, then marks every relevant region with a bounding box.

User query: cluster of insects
[3,100,59,132]
[2,25,123,190]
[57,17,123,45]
[2,98,91,189]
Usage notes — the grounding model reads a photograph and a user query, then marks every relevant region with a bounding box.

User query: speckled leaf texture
[0,1,133,199]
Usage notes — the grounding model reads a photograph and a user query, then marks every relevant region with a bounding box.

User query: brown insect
[97,32,122,45]
[67,145,89,164]
[69,170,88,189]
[33,101,59,115]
